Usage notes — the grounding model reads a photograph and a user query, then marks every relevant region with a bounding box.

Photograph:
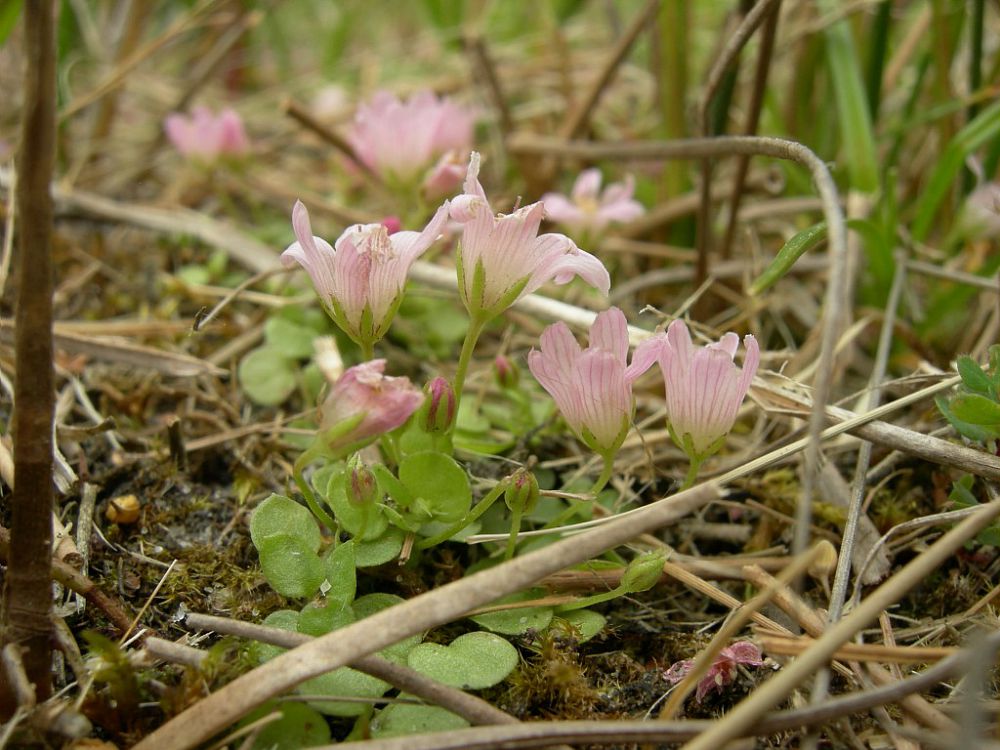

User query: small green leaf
[370,700,469,738]
[257,534,326,599]
[250,494,321,551]
[469,590,554,635]
[371,464,416,508]
[300,667,390,716]
[950,393,1000,425]
[241,702,331,750]
[265,317,317,360]
[298,598,354,637]
[323,541,357,605]
[398,451,471,523]
[238,346,297,406]
[407,632,518,690]
[557,609,606,643]
[936,396,1000,444]
[251,610,299,663]
[957,356,995,397]
[750,222,827,295]
[353,526,406,567]
[352,593,422,663]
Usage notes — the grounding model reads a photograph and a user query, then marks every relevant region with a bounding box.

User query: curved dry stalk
[131,483,720,750]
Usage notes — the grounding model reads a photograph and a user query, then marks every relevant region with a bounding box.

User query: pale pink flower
[542,169,644,234]
[664,641,764,702]
[958,181,1000,239]
[528,308,660,455]
[654,320,759,459]
[348,90,475,193]
[450,152,610,319]
[164,106,249,162]
[319,360,424,451]
[281,200,449,347]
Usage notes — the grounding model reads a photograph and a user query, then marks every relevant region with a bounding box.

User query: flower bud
[620,550,668,593]
[420,377,456,434]
[493,355,520,390]
[503,468,539,514]
[346,455,381,506]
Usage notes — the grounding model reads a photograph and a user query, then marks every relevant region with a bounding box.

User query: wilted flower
[541,169,644,235]
[319,359,423,454]
[348,89,475,196]
[527,307,660,456]
[504,467,539,514]
[281,200,449,350]
[664,641,764,702]
[654,320,759,461]
[450,152,610,320]
[164,106,249,162]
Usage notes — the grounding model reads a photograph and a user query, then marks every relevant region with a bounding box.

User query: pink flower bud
[164,106,250,163]
[346,455,380,506]
[381,216,402,235]
[493,355,520,389]
[504,468,539,514]
[420,377,456,434]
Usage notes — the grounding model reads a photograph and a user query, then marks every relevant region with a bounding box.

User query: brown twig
[281,98,382,185]
[463,34,513,136]
[1,0,57,711]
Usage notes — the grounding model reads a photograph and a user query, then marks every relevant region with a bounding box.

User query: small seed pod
[420,377,456,434]
[493,355,520,389]
[106,495,141,525]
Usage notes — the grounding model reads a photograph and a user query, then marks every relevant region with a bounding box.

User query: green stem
[678,457,703,492]
[504,502,524,561]
[555,585,627,612]
[360,340,375,361]
[542,454,616,531]
[415,481,507,550]
[293,469,340,536]
[452,314,488,413]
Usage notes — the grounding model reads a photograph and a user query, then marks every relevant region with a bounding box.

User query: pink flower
[450,152,611,319]
[164,106,249,162]
[664,641,764,702]
[542,169,645,235]
[281,200,449,348]
[319,360,424,452]
[654,320,759,459]
[348,90,475,194]
[527,308,660,456]
[958,181,1000,239]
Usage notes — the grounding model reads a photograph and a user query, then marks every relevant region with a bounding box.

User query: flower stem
[678,456,703,492]
[555,585,627,612]
[360,340,375,361]
[542,454,616,531]
[452,314,488,412]
[504,502,525,561]
[293,468,340,536]
[415,480,507,550]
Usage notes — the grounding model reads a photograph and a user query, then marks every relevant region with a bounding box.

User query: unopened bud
[621,550,668,593]
[421,377,456,434]
[346,455,380,506]
[504,468,539,514]
[493,355,520,389]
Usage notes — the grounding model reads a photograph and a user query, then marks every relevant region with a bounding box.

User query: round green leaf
[264,316,317,359]
[300,667,390,716]
[323,540,357,605]
[398,451,471,523]
[469,590,553,635]
[370,701,469,739]
[250,609,299,664]
[298,597,354,637]
[407,631,518,690]
[257,534,326,599]
[241,702,330,750]
[353,526,405,567]
[557,609,606,643]
[250,494,321,551]
[238,346,297,406]
[951,393,1000,425]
